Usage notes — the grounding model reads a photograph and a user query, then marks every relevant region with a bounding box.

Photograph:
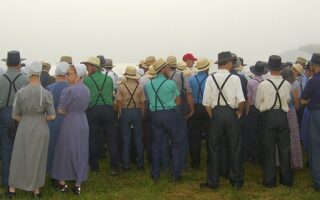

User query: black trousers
[261,110,293,186]
[207,106,243,187]
[187,104,210,167]
[86,105,120,170]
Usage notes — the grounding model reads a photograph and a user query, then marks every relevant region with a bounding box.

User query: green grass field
[2,156,320,200]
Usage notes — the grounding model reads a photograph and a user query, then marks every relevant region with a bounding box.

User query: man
[187,58,210,169]
[40,61,56,87]
[60,56,73,64]
[137,60,148,76]
[83,56,120,175]
[200,51,245,190]
[98,56,119,93]
[0,50,28,189]
[300,53,320,191]
[183,53,197,78]
[116,66,146,171]
[256,55,293,188]
[145,58,184,182]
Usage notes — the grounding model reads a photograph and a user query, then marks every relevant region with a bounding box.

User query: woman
[51,64,90,195]
[281,67,303,169]
[46,62,69,183]
[8,61,56,198]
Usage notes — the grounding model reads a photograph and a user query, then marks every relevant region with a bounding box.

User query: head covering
[250,61,268,76]
[138,60,147,69]
[20,66,28,75]
[145,56,156,66]
[310,53,320,65]
[97,55,107,67]
[55,62,69,76]
[268,55,282,71]
[74,64,87,77]
[27,61,42,76]
[81,56,101,68]
[195,58,211,72]
[60,56,73,64]
[105,59,115,68]
[153,58,169,73]
[2,50,26,66]
[215,51,232,64]
[124,66,140,80]
[177,61,187,71]
[292,63,304,75]
[296,56,307,66]
[183,53,197,62]
[41,61,51,72]
[167,56,177,67]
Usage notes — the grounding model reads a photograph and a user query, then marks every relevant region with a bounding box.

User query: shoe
[151,176,160,184]
[121,167,130,172]
[31,192,41,199]
[110,168,120,176]
[56,184,68,193]
[232,182,243,190]
[5,191,16,199]
[171,175,183,182]
[199,182,218,190]
[72,186,81,195]
[263,182,276,188]
[279,180,293,187]
[137,166,144,171]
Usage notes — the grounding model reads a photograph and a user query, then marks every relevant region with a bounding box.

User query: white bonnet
[55,62,69,76]
[27,61,42,76]
[74,64,87,77]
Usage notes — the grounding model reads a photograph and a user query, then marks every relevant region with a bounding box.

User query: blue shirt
[301,72,320,111]
[188,71,208,104]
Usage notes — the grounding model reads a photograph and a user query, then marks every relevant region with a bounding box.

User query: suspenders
[211,73,233,108]
[195,75,207,104]
[150,79,168,111]
[3,73,22,106]
[170,71,186,95]
[89,75,108,106]
[266,79,285,110]
[123,83,139,108]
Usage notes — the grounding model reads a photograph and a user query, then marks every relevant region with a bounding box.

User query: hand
[186,110,194,120]
[236,111,242,119]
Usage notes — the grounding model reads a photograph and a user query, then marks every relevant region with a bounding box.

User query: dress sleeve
[58,87,73,111]
[12,90,22,118]
[45,92,56,116]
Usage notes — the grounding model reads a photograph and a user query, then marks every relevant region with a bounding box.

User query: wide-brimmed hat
[81,56,101,68]
[195,58,211,72]
[310,53,320,65]
[60,56,72,64]
[153,58,169,73]
[124,66,140,80]
[183,53,197,62]
[250,61,268,76]
[268,55,282,71]
[41,61,51,72]
[292,63,304,75]
[97,55,107,67]
[296,57,307,66]
[105,59,115,68]
[145,56,156,66]
[27,61,42,76]
[177,61,187,71]
[167,56,177,67]
[2,50,26,65]
[215,51,232,64]
[137,59,148,69]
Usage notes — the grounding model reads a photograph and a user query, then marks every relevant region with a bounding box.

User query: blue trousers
[0,107,14,188]
[308,111,320,189]
[151,109,184,178]
[119,108,144,169]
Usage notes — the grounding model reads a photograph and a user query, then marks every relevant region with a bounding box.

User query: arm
[205,106,212,119]
[186,92,194,119]
[292,87,300,110]
[175,96,181,105]
[237,101,245,119]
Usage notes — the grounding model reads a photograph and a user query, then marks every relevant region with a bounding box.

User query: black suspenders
[89,75,107,106]
[3,73,22,106]
[150,79,168,111]
[123,83,139,108]
[211,73,233,108]
[195,75,207,103]
[266,79,285,110]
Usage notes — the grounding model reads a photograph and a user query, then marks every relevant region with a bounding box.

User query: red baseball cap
[183,53,197,62]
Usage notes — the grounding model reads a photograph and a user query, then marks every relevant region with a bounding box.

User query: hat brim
[155,62,169,73]
[125,74,140,80]
[2,58,26,62]
[81,61,101,69]
[195,62,211,72]
[214,58,231,65]
[250,66,268,76]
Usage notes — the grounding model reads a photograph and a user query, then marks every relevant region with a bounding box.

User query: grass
[2,151,320,199]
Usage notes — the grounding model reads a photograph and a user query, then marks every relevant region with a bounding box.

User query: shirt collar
[270,75,283,79]
[217,69,230,73]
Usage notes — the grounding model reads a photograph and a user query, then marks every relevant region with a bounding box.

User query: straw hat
[124,66,140,80]
[195,58,211,72]
[153,58,169,73]
[167,56,177,67]
[60,56,72,64]
[145,56,156,66]
[81,56,101,68]
[41,61,51,72]
[177,61,187,71]
[296,57,307,66]
[138,59,148,69]
[292,63,304,75]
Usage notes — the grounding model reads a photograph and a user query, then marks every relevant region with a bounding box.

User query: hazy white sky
[0,0,319,66]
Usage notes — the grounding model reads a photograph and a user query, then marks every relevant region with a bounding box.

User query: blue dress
[46,81,68,175]
[51,83,90,184]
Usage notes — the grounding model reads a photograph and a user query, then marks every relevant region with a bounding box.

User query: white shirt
[255,75,291,112]
[202,69,245,109]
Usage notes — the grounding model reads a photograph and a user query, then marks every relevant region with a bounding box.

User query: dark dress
[51,83,90,184]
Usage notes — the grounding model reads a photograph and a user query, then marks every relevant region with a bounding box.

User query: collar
[270,75,283,79]
[217,69,230,73]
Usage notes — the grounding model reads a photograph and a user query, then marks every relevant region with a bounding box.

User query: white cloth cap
[74,64,87,77]
[55,62,69,76]
[27,61,42,76]
[20,66,28,74]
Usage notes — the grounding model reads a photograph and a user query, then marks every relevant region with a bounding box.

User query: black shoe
[151,176,160,184]
[110,168,120,176]
[232,182,243,190]
[263,182,276,188]
[199,182,218,190]
[5,191,16,199]
[56,184,68,193]
[31,192,41,199]
[171,175,183,182]
[121,167,130,172]
[279,180,293,187]
[72,186,81,195]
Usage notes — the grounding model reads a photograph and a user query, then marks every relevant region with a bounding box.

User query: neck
[270,70,281,76]
[55,75,66,81]
[29,75,40,85]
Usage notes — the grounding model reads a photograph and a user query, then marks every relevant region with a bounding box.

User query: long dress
[51,83,90,184]
[9,84,55,191]
[46,81,68,175]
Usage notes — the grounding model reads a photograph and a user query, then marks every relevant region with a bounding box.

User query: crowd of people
[0,49,320,199]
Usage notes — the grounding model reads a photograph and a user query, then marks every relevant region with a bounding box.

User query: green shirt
[84,71,114,107]
[0,68,28,109]
[145,74,180,112]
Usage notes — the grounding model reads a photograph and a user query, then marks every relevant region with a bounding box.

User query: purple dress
[51,83,90,184]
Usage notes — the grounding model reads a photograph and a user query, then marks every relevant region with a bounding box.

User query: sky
[0,0,319,68]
